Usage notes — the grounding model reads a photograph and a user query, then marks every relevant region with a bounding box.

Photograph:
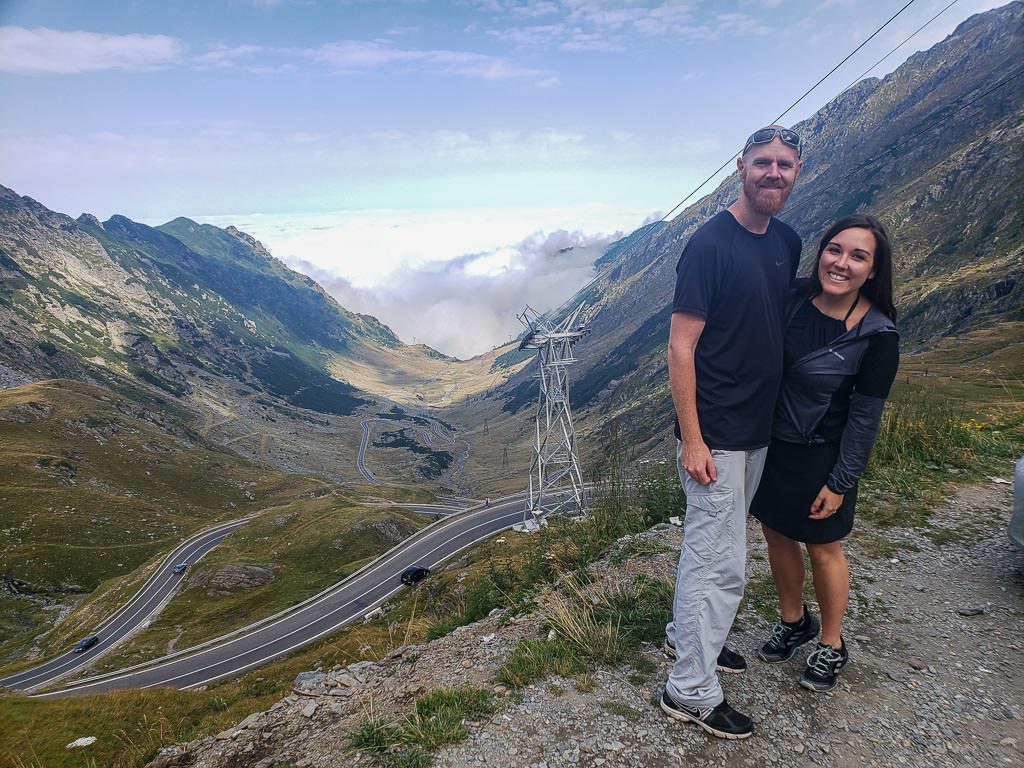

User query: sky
[0,0,1010,358]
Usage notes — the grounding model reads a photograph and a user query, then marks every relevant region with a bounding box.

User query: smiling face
[817,226,877,299]
[737,137,802,217]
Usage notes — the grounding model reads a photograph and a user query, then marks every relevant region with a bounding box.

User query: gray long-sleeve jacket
[772,298,899,495]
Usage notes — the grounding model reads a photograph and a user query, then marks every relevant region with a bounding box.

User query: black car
[173,563,188,575]
[73,635,99,653]
[400,565,430,585]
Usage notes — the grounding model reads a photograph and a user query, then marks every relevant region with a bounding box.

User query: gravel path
[435,480,1024,768]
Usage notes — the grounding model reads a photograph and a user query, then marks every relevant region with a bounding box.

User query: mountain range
[1,0,1022,667]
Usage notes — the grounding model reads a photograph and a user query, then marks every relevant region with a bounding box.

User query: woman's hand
[809,485,844,519]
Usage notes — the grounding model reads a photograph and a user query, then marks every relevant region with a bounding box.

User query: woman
[749,213,899,692]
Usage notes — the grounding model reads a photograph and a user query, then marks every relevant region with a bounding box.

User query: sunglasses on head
[743,127,802,157]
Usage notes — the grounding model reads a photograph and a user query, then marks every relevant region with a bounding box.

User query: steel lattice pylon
[516,302,590,529]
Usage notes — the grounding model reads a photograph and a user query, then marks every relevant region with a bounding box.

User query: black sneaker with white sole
[663,638,747,674]
[660,689,754,740]
[757,604,820,663]
[799,639,848,692]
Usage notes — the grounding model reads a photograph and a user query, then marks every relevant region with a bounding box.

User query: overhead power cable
[541,1,967,327]
[659,0,920,223]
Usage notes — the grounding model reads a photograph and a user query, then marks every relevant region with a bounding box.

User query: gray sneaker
[758,605,820,663]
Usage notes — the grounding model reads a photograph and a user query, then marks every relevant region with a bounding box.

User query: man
[660,126,804,740]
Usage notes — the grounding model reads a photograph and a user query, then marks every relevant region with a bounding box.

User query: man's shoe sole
[664,641,747,674]
[659,696,753,740]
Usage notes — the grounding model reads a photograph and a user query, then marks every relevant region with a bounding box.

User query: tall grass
[348,687,497,767]
[862,386,1023,525]
[542,573,673,665]
[424,439,684,645]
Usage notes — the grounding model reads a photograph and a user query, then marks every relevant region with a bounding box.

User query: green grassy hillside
[0,379,338,662]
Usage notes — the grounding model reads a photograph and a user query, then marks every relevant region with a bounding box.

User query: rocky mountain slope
[0,187,394,414]
[0,183,523,490]
[465,1,1024,477]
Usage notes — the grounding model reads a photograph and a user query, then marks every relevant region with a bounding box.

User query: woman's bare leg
[806,541,849,647]
[761,524,805,623]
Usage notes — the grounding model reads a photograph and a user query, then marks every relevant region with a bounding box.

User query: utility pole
[515,302,590,530]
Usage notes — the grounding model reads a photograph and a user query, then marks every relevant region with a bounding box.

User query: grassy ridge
[0,379,341,661]
[858,325,1024,527]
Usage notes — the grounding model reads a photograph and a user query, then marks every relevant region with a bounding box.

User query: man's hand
[809,485,844,519]
[683,440,717,485]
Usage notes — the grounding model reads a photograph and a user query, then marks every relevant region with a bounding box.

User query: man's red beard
[748,184,790,217]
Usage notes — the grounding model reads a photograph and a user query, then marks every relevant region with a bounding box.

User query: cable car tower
[516,302,590,530]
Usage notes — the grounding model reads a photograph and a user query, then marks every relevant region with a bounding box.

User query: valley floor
[152,478,1023,768]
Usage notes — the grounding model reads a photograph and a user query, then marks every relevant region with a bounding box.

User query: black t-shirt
[672,210,801,450]
[785,300,900,442]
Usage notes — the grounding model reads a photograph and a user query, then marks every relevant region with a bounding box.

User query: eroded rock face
[0,400,52,422]
[189,564,275,594]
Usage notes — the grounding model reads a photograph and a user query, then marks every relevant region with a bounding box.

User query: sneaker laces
[806,645,843,678]
[765,619,790,649]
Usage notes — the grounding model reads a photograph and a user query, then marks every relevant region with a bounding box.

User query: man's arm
[668,311,716,485]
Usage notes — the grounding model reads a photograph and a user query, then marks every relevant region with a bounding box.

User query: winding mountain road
[19,496,526,697]
[0,518,249,692]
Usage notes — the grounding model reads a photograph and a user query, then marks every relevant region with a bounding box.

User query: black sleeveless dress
[749,301,898,544]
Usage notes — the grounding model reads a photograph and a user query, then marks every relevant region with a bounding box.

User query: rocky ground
[149,479,1024,768]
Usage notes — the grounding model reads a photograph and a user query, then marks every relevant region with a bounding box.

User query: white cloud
[713,13,771,36]
[192,205,658,358]
[193,44,270,71]
[0,26,554,84]
[480,1,769,50]
[294,227,616,358]
[305,39,556,83]
[0,26,185,74]
[510,1,563,19]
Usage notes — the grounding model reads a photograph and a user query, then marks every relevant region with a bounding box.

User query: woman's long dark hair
[809,214,897,321]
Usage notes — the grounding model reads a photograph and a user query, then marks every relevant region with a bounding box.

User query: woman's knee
[762,525,802,558]
[806,541,845,566]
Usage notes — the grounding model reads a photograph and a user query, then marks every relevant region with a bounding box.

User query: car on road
[73,635,99,653]
[400,565,430,585]
[173,563,188,575]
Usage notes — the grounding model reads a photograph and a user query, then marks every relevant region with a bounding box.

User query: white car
[1010,456,1024,550]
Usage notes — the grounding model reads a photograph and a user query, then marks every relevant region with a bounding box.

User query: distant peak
[163,216,200,230]
[76,213,103,229]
